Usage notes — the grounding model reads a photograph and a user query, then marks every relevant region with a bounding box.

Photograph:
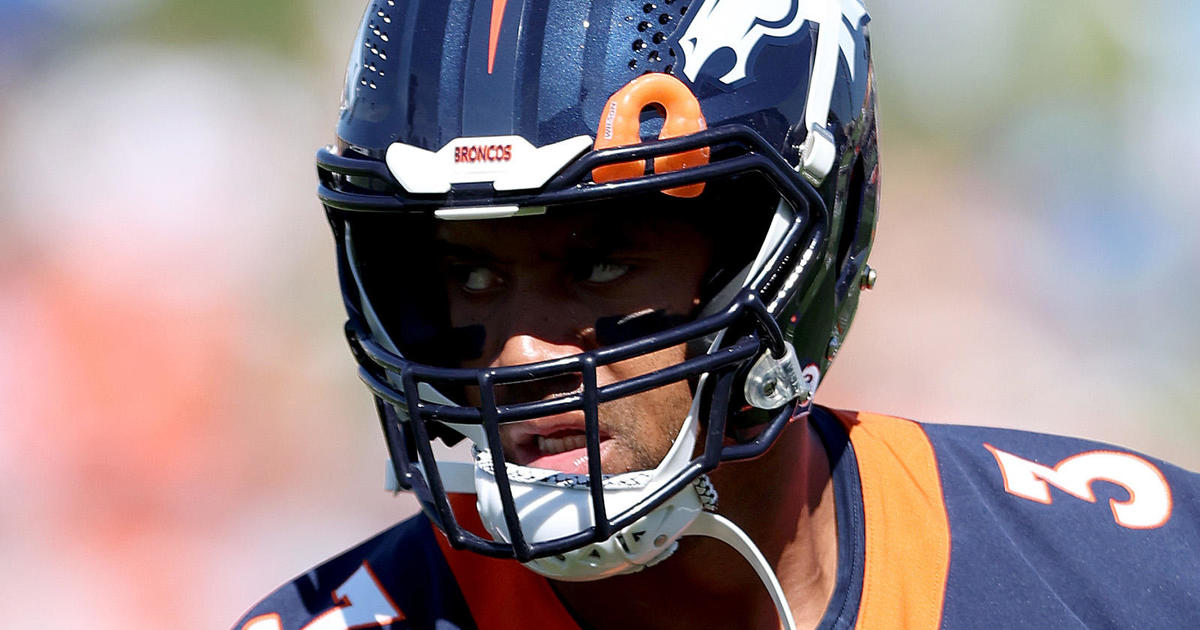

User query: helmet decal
[676,0,813,86]
[670,0,870,183]
[384,134,593,194]
[801,363,821,392]
[676,0,868,88]
[839,0,869,80]
[592,74,709,198]
[487,0,509,75]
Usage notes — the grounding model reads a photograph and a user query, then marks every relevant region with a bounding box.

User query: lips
[501,414,612,475]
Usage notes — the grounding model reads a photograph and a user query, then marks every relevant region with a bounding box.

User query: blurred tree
[126,0,321,60]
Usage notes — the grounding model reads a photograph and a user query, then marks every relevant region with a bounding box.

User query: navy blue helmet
[318,0,879,574]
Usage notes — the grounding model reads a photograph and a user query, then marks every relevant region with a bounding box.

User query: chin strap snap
[683,511,797,630]
[743,344,811,410]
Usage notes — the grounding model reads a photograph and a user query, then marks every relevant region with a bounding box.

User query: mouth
[502,415,613,475]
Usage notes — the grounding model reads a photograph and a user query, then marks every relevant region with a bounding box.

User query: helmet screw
[860,265,877,290]
[761,379,777,397]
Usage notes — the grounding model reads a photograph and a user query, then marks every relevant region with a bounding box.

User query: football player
[236,1,1200,628]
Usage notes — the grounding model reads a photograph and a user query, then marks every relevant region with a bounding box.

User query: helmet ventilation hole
[352,1,396,96]
[626,1,690,75]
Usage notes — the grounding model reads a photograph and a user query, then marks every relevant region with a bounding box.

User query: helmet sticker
[801,363,821,392]
[384,134,592,194]
[670,0,869,184]
[838,0,869,81]
[487,0,509,74]
[676,0,813,86]
[675,0,868,87]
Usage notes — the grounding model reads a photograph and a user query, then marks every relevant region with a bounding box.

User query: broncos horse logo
[676,0,867,86]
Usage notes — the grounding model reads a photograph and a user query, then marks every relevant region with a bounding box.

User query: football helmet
[318,0,879,593]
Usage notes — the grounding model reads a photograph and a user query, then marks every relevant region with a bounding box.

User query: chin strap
[683,510,797,630]
[388,462,795,628]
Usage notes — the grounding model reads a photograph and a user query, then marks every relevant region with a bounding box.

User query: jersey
[234,408,1200,629]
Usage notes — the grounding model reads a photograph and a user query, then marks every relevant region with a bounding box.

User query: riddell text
[454,144,513,163]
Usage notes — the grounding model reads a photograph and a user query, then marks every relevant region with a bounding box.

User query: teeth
[537,434,588,455]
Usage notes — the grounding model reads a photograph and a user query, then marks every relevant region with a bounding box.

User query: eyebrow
[570,225,639,251]
[434,240,499,261]
[432,221,650,264]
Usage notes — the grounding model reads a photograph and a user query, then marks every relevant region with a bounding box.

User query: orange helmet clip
[592,73,709,199]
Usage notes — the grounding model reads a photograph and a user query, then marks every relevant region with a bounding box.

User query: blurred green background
[1,0,1196,627]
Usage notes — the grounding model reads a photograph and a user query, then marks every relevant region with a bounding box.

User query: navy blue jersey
[234,408,1200,629]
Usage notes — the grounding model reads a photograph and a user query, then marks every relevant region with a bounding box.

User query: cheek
[601,344,693,460]
[642,379,694,444]
[608,342,689,381]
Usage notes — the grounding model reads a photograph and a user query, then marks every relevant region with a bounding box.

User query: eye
[454,265,503,292]
[585,261,630,284]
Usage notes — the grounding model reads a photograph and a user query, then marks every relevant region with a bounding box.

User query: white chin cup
[470,373,709,581]
[475,470,712,581]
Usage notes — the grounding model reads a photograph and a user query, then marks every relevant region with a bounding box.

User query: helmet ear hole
[836,155,867,281]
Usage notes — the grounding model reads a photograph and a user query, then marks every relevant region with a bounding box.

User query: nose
[485,295,591,406]
[489,335,587,406]
[485,285,594,368]
[493,333,584,368]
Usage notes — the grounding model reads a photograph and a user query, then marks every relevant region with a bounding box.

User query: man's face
[435,209,714,476]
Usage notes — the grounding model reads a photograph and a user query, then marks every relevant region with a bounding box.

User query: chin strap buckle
[743,345,811,410]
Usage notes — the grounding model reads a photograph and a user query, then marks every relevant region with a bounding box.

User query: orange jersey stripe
[431,493,580,630]
[834,410,951,630]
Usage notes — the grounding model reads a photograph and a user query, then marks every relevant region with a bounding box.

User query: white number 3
[985,444,1174,529]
